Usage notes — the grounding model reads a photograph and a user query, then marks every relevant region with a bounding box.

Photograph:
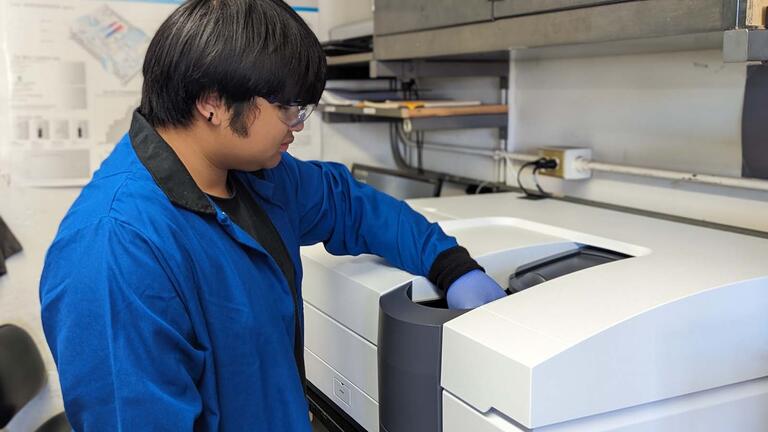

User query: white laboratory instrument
[301,192,768,432]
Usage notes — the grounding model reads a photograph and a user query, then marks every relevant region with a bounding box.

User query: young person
[39,1,505,430]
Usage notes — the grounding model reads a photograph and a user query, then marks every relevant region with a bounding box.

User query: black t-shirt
[209,175,305,387]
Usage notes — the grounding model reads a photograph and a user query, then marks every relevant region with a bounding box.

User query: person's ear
[195,92,225,126]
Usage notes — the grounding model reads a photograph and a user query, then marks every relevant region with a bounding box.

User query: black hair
[139,0,326,135]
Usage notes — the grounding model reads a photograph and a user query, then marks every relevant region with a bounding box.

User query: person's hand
[446,270,506,309]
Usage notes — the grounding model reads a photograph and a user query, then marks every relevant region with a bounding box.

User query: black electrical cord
[517,158,558,199]
[415,131,424,173]
[516,161,539,197]
[401,79,420,100]
[532,166,549,197]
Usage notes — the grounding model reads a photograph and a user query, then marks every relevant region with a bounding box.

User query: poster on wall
[0,0,181,187]
[0,0,321,188]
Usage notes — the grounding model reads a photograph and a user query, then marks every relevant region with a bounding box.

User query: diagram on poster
[71,6,148,84]
[0,0,320,187]
[0,0,179,187]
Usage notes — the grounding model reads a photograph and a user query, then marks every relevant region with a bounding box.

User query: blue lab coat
[40,112,459,431]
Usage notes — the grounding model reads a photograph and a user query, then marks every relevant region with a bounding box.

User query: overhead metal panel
[374,0,729,61]
[493,0,640,19]
[373,0,492,36]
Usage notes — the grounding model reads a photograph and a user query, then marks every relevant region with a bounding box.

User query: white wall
[512,49,743,176]
[507,49,768,232]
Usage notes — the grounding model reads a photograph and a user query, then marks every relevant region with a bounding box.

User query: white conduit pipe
[495,151,768,193]
[401,140,501,158]
[579,159,768,193]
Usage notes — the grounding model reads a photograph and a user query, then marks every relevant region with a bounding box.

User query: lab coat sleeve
[40,217,204,431]
[286,154,458,276]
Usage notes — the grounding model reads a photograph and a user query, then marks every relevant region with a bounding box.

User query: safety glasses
[274,102,316,128]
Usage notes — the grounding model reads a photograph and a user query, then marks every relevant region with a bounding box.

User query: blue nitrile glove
[446,269,507,310]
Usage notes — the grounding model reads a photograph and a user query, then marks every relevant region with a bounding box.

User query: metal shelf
[319,104,508,130]
[326,52,374,66]
[319,104,507,118]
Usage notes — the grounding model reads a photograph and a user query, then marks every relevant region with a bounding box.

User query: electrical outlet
[538,147,592,180]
